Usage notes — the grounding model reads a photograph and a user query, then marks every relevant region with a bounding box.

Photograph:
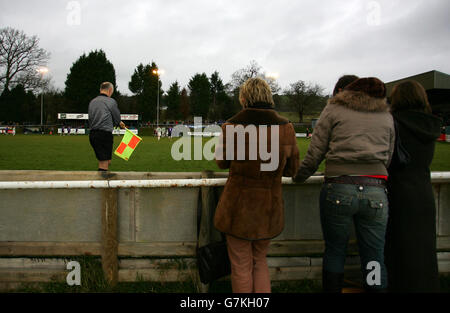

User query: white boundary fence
[0,171,449,291]
[1,172,448,189]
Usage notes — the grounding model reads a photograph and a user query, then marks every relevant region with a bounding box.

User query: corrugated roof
[386,70,450,96]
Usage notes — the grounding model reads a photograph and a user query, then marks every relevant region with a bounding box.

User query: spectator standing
[214,78,300,293]
[385,80,442,292]
[294,77,394,293]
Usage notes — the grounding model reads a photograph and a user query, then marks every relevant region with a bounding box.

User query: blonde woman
[214,78,299,293]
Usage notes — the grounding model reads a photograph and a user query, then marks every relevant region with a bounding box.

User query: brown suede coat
[214,106,300,240]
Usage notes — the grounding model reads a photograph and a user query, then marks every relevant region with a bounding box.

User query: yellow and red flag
[114,128,142,161]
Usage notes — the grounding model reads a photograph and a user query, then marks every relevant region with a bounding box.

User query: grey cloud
[0,0,448,95]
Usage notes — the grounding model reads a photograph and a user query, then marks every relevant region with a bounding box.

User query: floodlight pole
[37,67,48,134]
[152,68,163,127]
[40,92,44,129]
[157,76,160,127]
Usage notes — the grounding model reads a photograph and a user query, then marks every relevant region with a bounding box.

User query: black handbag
[390,119,411,169]
[196,233,231,284]
[196,187,231,284]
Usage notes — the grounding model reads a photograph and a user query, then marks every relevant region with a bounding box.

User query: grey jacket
[294,90,395,182]
[88,94,121,132]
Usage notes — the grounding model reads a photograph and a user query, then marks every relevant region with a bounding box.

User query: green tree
[209,71,231,121]
[179,88,190,120]
[166,81,181,120]
[221,95,240,120]
[128,62,161,122]
[42,88,66,124]
[285,81,325,122]
[116,94,138,115]
[0,85,38,123]
[188,73,211,120]
[64,49,117,113]
[225,86,243,121]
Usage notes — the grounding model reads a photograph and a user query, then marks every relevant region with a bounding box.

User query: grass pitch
[0,134,448,172]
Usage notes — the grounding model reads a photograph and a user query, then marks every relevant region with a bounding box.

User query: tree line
[0,27,328,125]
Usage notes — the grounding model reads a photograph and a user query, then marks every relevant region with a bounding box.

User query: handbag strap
[393,118,411,165]
[196,189,202,249]
[196,186,225,250]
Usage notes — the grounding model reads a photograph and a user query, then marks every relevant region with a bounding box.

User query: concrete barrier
[0,170,449,291]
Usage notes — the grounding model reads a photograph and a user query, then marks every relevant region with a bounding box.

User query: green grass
[278,112,320,123]
[0,135,220,172]
[431,142,450,171]
[0,135,449,172]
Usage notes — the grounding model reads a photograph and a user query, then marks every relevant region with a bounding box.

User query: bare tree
[285,81,325,123]
[229,60,280,94]
[0,27,50,93]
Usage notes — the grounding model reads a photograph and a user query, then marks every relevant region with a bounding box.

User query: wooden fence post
[101,188,118,286]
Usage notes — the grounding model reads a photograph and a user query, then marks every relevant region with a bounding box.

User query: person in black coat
[386,80,442,292]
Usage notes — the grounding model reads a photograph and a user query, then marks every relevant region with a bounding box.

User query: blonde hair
[239,77,274,108]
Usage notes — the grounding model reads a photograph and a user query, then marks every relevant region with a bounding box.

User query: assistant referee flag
[114,128,143,161]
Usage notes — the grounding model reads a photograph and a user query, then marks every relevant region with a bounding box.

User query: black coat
[385,110,442,292]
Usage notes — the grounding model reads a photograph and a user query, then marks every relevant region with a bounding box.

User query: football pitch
[0,134,449,172]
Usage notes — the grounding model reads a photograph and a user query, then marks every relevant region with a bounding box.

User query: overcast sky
[1,0,449,95]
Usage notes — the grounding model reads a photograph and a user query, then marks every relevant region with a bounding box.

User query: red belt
[325,176,387,187]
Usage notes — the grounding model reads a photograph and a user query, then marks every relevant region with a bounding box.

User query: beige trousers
[226,235,271,293]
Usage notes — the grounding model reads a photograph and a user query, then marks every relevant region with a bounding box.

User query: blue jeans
[320,182,388,290]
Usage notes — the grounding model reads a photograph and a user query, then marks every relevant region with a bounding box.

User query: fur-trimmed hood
[329,90,388,113]
[227,106,289,125]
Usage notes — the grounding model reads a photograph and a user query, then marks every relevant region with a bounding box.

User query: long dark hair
[390,80,432,114]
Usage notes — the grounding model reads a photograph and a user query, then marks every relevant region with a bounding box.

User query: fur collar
[330,90,388,112]
[227,108,289,125]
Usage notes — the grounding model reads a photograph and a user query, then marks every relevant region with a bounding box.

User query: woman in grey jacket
[294,77,395,293]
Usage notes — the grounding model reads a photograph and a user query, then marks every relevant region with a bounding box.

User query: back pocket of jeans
[325,193,353,215]
[369,199,388,220]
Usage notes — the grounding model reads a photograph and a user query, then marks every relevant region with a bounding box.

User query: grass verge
[0,135,449,172]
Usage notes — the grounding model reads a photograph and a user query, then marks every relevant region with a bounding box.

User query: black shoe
[365,287,388,293]
[99,171,116,179]
[322,270,344,293]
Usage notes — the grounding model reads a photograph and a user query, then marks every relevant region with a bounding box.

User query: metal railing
[0,172,449,189]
